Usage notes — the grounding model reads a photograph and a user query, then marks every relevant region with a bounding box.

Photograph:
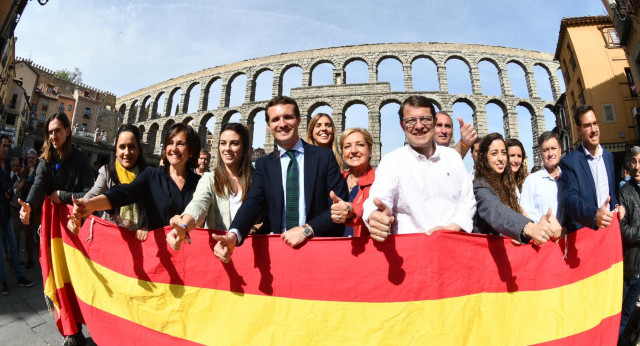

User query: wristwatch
[302,224,314,238]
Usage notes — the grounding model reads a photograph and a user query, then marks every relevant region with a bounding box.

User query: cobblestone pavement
[0,253,95,346]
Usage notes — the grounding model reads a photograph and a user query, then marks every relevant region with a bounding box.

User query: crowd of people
[0,94,636,344]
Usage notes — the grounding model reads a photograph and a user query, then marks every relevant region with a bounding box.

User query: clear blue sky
[15,0,609,169]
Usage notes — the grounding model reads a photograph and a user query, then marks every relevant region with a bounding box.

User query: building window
[5,113,16,126]
[568,45,577,71]
[9,94,17,108]
[602,104,617,123]
[82,123,88,131]
[603,27,621,47]
[42,99,49,110]
[68,104,72,111]
[31,104,36,112]
[625,68,638,97]
[83,107,91,119]
[562,59,571,84]
[83,91,90,97]
[40,114,46,123]
[59,102,64,111]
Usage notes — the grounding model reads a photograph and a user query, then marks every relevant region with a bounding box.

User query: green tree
[53,67,82,83]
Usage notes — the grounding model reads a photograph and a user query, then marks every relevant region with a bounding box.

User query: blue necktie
[285,150,299,230]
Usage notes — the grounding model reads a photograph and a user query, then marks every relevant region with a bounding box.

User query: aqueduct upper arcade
[116,42,560,166]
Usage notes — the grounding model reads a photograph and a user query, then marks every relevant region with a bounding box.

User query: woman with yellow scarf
[71,125,149,240]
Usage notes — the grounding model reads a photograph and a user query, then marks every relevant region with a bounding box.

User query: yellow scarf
[115,160,139,229]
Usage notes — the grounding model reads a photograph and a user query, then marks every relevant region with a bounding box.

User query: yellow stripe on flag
[59,239,622,345]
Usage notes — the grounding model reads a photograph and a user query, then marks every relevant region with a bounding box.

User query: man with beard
[433,111,477,159]
[559,105,619,231]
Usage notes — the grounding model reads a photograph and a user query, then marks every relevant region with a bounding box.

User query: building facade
[554,16,640,172]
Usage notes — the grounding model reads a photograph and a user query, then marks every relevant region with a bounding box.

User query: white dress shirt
[277,139,306,231]
[362,143,476,233]
[520,166,564,224]
[584,144,609,208]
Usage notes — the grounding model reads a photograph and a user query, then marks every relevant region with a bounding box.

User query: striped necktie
[285,150,299,230]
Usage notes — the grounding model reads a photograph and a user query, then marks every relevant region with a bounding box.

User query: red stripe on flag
[62,208,623,303]
[76,299,202,346]
[532,313,621,346]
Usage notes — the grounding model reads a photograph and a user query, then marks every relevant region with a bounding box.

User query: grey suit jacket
[472,178,532,241]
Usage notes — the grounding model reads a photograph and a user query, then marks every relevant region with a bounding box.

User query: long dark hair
[107,125,147,185]
[161,123,201,170]
[213,123,253,200]
[475,133,521,213]
[41,112,72,163]
[505,138,528,192]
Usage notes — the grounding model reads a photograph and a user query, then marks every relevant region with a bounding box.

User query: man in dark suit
[212,96,348,262]
[559,104,621,232]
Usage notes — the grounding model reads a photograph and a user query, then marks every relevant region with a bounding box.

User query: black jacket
[618,180,640,278]
[26,146,93,208]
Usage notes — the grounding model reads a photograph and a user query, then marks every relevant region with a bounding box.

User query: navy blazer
[231,140,348,244]
[559,145,618,231]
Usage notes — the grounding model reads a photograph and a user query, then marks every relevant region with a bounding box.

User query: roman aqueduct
[116,42,561,166]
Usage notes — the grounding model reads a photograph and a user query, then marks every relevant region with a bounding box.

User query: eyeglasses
[580,121,599,130]
[403,116,433,128]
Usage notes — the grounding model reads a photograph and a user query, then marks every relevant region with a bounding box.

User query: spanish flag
[40,199,622,345]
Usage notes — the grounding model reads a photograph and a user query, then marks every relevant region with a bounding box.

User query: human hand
[368,198,395,242]
[281,226,308,248]
[169,215,188,240]
[18,198,31,225]
[72,195,94,219]
[458,117,478,148]
[524,209,555,245]
[615,204,626,221]
[211,232,237,263]
[330,190,350,224]
[166,229,182,250]
[595,196,613,229]
[66,215,81,235]
[17,180,25,191]
[136,228,148,241]
[51,190,62,203]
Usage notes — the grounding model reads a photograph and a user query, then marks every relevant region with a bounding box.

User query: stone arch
[451,97,477,113]
[166,87,183,117]
[118,104,126,116]
[160,119,176,145]
[444,55,472,67]
[203,77,222,110]
[375,55,403,69]
[146,122,160,154]
[128,100,138,124]
[310,59,335,86]
[138,95,152,122]
[376,55,405,91]
[506,59,529,74]
[410,54,437,65]
[251,68,274,102]
[221,109,241,129]
[183,81,201,114]
[486,99,508,114]
[182,116,195,125]
[279,63,303,94]
[307,101,333,123]
[152,91,166,119]
[342,99,370,131]
[445,56,473,95]
[343,57,369,84]
[225,71,248,107]
[247,107,267,148]
[411,55,439,91]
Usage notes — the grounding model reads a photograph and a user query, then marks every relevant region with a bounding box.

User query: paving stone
[0,320,48,346]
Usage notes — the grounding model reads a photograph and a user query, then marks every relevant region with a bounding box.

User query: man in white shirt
[362,96,476,241]
[433,111,477,158]
[520,131,564,224]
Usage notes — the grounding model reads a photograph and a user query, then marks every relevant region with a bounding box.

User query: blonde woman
[307,113,343,169]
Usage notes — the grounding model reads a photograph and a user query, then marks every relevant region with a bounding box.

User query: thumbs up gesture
[595,196,613,229]
[330,190,351,224]
[458,117,478,149]
[368,198,395,242]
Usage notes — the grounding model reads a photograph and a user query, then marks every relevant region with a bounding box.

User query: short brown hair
[265,96,300,122]
[574,104,594,126]
[398,96,435,122]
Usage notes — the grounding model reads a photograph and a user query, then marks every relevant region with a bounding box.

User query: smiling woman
[306,113,342,169]
[167,123,254,250]
[72,123,202,233]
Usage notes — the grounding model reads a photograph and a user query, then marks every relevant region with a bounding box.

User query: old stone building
[554,16,640,167]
